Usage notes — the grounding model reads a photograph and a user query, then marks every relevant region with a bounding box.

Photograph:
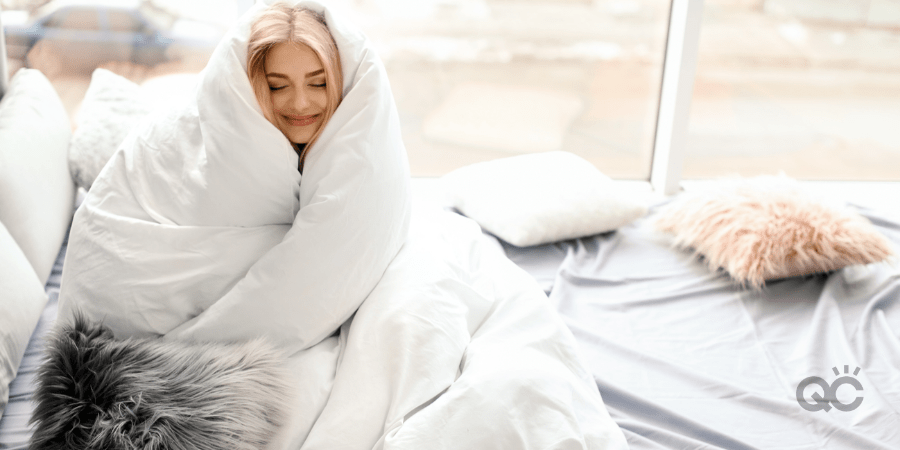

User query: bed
[2,190,899,450]
[497,198,900,450]
[2,19,898,450]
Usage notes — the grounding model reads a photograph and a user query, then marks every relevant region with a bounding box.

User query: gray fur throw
[30,314,294,450]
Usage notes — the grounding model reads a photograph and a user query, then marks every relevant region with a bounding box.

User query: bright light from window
[683,0,900,181]
[341,0,671,178]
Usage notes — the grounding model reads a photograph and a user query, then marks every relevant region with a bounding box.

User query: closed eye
[269,85,286,91]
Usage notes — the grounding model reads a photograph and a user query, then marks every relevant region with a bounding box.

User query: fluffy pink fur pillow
[654,175,894,288]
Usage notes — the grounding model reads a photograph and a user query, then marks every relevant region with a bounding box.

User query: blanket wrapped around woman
[56,1,628,448]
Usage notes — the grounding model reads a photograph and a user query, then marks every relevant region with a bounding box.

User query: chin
[281,127,314,146]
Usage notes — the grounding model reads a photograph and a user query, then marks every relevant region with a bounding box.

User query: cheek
[270,92,288,113]
[313,91,328,110]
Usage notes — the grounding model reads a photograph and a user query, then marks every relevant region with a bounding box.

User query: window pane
[345,0,671,178]
[683,0,900,181]
[3,1,233,125]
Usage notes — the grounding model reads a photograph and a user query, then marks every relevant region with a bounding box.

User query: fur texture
[30,315,294,450]
[654,175,894,288]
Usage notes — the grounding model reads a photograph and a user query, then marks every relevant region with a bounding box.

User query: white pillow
[0,69,73,285]
[68,68,151,191]
[0,220,49,420]
[441,151,648,247]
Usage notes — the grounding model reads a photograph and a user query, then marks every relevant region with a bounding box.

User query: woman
[51,1,411,445]
[57,0,411,354]
[247,4,343,172]
[53,1,626,449]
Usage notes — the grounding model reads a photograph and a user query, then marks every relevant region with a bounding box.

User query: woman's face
[265,42,328,145]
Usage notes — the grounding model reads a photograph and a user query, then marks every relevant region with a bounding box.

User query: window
[682,0,900,181]
[344,0,672,178]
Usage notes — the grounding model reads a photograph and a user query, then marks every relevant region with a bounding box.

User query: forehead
[265,42,324,77]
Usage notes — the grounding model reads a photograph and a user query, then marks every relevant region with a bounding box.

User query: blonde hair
[248,3,343,167]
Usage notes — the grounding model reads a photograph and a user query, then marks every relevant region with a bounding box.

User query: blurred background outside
[686,0,900,181]
[3,0,899,181]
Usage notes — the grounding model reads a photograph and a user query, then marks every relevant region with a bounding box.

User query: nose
[290,88,311,112]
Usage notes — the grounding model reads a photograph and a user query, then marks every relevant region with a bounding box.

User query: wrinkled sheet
[278,205,628,449]
[501,202,900,450]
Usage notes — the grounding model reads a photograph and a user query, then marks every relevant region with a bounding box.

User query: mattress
[0,233,65,449]
[499,202,900,450]
[3,200,898,449]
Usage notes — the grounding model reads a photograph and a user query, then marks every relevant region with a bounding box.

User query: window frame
[0,3,8,98]
[650,0,704,196]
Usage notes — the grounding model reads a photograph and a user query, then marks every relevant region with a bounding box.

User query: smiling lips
[284,114,319,127]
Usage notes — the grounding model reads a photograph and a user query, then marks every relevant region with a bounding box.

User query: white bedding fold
[279,205,629,450]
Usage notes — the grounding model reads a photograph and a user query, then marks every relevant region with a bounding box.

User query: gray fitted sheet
[500,202,900,450]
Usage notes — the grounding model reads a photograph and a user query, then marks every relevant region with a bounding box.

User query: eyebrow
[266,69,325,80]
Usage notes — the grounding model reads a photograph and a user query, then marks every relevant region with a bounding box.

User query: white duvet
[57,1,627,448]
